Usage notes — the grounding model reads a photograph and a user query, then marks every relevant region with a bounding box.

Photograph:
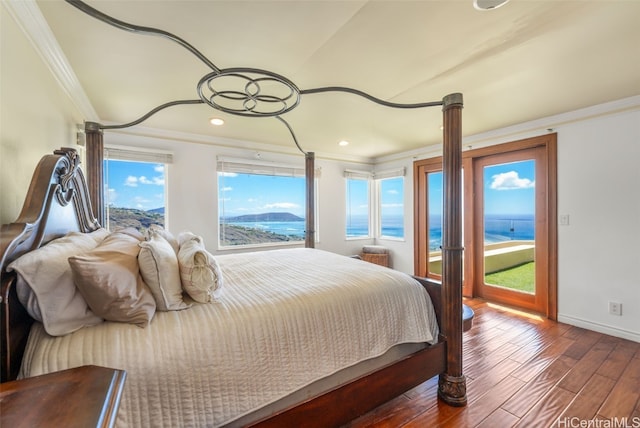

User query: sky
[483,160,535,216]
[105,160,166,211]
[218,172,306,218]
[105,159,533,218]
[429,159,535,217]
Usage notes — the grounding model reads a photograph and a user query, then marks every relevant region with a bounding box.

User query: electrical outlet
[609,301,622,316]
[559,214,570,226]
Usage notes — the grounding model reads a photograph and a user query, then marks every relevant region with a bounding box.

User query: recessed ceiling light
[338,140,349,146]
[209,117,225,126]
[474,0,510,11]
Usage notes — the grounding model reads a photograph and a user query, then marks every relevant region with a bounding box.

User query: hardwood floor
[346,298,640,428]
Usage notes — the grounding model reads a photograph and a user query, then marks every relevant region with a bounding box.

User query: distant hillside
[147,207,165,214]
[223,212,304,222]
[107,208,301,246]
[107,206,164,231]
[220,224,301,246]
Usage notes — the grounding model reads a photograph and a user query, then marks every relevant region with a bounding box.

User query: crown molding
[3,0,98,121]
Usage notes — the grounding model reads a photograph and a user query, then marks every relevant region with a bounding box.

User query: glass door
[474,148,548,313]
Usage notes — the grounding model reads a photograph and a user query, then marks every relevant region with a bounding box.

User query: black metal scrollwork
[64,0,444,153]
[197,69,301,117]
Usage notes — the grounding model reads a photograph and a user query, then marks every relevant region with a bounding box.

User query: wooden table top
[0,365,126,428]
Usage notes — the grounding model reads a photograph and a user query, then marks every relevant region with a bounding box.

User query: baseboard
[557,314,640,343]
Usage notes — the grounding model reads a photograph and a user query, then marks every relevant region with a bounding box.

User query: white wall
[555,108,640,342]
[104,130,376,258]
[0,5,83,225]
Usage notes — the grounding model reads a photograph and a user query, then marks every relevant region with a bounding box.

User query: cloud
[124,176,138,187]
[138,175,165,186]
[219,172,238,177]
[387,189,399,195]
[490,171,535,190]
[126,175,164,187]
[382,203,403,208]
[154,165,164,173]
[221,186,233,192]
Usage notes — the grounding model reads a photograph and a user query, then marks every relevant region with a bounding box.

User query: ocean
[429,214,535,250]
[226,215,406,239]
[223,214,534,247]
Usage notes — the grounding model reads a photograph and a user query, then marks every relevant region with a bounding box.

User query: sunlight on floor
[486,302,545,322]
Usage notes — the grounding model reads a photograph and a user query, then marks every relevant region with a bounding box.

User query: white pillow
[7,229,109,336]
[138,233,190,311]
[147,224,179,254]
[177,233,223,303]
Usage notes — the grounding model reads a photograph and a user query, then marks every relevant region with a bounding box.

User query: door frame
[473,147,547,313]
[414,133,558,319]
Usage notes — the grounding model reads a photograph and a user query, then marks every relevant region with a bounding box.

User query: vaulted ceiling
[32,0,640,159]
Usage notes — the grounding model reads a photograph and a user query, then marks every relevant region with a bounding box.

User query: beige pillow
[7,229,109,336]
[69,229,156,327]
[138,233,189,311]
[177,233,223,303]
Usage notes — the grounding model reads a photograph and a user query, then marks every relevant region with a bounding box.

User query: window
[345,173,370,238]
[377,169,405,239]
[218,158,307,247]
[103,147,171,232]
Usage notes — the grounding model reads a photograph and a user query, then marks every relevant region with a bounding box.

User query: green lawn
[485,261,535,293]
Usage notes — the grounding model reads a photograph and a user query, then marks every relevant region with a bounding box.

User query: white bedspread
[20,248,439,427]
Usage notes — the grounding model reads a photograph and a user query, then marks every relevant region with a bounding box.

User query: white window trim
[104,145,173,164]
[217,157,318,249]
[103,145,171,230]
[376,175,406,241]
[345,174,373,240]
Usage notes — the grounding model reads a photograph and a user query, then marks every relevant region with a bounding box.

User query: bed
[1,5,466,422]
[0,146,464,426]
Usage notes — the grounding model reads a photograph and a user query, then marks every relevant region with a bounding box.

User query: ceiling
[34,0,640,160]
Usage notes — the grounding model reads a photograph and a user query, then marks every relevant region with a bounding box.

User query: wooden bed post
[439,93,467,406]
[84,121,105,227]
[305,151,315,248]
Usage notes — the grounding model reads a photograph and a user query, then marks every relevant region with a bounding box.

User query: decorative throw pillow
[7,230,108,336]
[177,233,223,303]
[147,224,179,254]
[138,233,190,311]
[69,229,156,327]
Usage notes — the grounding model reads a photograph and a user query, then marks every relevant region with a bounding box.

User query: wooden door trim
[413,133,557,319]
[473,147,546,313]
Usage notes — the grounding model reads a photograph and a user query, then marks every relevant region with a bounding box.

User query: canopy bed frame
[1,1,466,426]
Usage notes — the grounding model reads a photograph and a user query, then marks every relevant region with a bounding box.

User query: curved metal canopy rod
[66,0,220,73]
[100,99,204,130]
[275,116,308,156]
[65,0,444,155]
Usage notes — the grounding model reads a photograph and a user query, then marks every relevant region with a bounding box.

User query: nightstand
[0,365,126,428]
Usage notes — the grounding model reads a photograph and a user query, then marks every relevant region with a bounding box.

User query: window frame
[375,169,406,241]
[103,145,171,232]
[345,172,373,240]
[217,157,316,250]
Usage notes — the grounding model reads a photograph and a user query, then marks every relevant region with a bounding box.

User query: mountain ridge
[223,212,304,222]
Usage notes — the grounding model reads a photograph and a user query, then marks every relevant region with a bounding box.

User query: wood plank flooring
[346,298,640,428]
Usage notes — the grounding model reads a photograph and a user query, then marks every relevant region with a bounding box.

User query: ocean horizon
[222,213,534,247]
